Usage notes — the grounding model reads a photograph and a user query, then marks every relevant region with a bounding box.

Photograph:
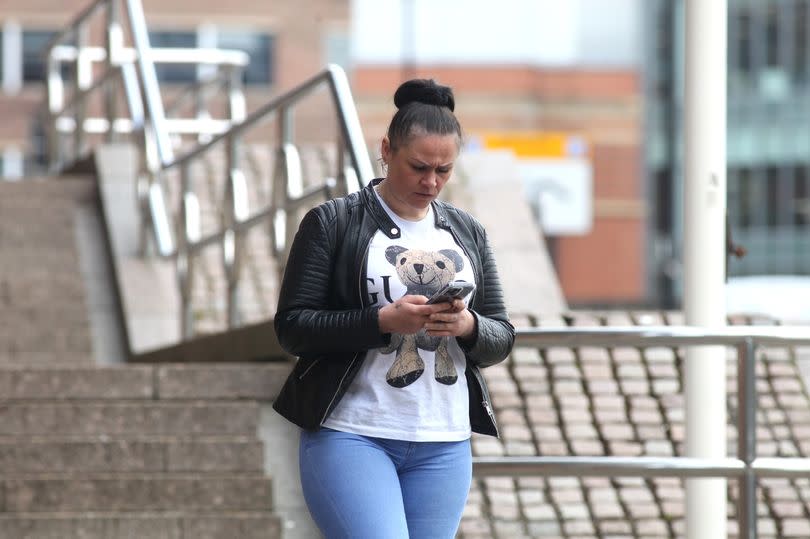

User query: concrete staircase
[0,177,285,538]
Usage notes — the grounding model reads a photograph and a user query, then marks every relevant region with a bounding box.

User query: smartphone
[426,280,476,305]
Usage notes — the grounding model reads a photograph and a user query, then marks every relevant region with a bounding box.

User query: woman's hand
[378,295,451,335]
[424,298,475,338]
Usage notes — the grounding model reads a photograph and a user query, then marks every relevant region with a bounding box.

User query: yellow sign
[475,132,588,159]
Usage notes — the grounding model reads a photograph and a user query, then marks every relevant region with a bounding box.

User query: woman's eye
[438,168,451,174]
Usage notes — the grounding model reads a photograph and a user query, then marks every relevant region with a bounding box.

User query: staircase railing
[477,325,810,539]
[44,0,372,338]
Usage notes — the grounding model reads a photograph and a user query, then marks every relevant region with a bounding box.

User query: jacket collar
[362,178,452,239]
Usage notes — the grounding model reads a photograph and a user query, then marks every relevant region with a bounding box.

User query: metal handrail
[166,64,370,335]
[44,0,248,169]
[45,0,373,338]
[471,326,810,539]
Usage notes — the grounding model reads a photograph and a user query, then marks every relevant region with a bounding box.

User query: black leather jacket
[273,179,515,437]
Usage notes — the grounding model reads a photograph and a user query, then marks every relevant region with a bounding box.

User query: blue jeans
[299,428,472,538]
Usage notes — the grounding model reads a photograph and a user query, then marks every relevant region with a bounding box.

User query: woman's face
[380,132,460,220]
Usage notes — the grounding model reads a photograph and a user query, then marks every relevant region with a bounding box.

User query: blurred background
[1,0,807,317]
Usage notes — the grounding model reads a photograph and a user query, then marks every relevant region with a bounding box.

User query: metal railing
[44,0,373,338]
[44,0,247,171]
[162,67,371,335]
[472,325,810,539]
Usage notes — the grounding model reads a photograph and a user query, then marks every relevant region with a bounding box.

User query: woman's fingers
[425,309,474,337]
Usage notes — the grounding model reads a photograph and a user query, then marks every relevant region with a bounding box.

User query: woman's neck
[376,180,429,221]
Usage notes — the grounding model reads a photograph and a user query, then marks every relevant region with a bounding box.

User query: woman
[273,78,515,538]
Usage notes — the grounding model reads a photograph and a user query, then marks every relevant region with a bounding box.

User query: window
[148,30,197,83]
[218,31,273,85]
[23,30,58,82]
[796,0,808,85]
[148,29,273,86]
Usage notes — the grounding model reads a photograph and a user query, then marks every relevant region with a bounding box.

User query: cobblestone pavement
[460,310,810,539]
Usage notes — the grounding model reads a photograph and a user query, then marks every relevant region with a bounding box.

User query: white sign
[518,158,593,236]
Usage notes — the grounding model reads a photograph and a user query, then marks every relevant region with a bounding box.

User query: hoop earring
[377,156,388,177]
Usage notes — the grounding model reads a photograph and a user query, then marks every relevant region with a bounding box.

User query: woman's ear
[381,136,391,165]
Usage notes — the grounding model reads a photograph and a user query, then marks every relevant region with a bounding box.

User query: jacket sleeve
[459,217,515,367]
[274,204,389,358]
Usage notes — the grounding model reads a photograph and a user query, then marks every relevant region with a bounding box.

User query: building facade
[0,0,351,176]
[4,0,657,308]
[645,0,810,306]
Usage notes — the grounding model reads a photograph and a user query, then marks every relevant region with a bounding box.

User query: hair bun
[393,79,455,112]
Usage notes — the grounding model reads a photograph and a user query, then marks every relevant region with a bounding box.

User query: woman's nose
[422,171,437,188]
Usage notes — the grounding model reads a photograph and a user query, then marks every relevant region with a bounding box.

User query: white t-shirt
[323,191,475,441]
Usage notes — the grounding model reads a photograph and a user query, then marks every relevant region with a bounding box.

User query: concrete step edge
[0,510,279,518]
[0,434,259,442]
[0,472,271,480]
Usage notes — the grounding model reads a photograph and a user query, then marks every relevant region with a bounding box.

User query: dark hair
[386,79,463,151]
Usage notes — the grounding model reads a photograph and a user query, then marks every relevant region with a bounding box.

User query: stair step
[1,475,273,512]
[0,324,91,356]
[0,224,79,248]
[156,363,290,400]
[1,270,86,297]
[0,353,94,366]
[0,366,154,400]
[0,402,260,436]
[0,512,281,539]
[0,438,264,474]
[0,363,288,400]
[0,251,81,272]
[0,177,95,196]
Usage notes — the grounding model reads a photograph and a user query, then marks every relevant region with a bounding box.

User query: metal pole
[104,0,120,142]
[737,338,757,539]
[75,24,90,159]
[683,1,728,538]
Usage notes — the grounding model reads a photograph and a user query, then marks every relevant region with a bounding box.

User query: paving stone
[517,489,545,505]
[581,362,613,379]
[491,520,527,537]
[538,441,568,456]
[558,502,589,519]
[563,518,596,535]
[591,500,625,518]
[522,503,555,520]
[599,519,633,534]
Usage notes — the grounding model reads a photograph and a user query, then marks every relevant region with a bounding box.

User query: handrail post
[104,0,121,141]
[46,51,65,171]
[227,65,246,124]
[737,337,758,539]
[75,24,91,159]
[224,135,248,328]
[326,65,373,188]
[178,161,196,338]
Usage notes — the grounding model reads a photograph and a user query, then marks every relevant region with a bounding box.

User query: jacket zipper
[441,213,499,435]
[320,352,359,424]
[446,223,479,306]
[297,359,320,379]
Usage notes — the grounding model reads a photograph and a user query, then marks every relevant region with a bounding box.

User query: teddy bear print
[379,245,465,388]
